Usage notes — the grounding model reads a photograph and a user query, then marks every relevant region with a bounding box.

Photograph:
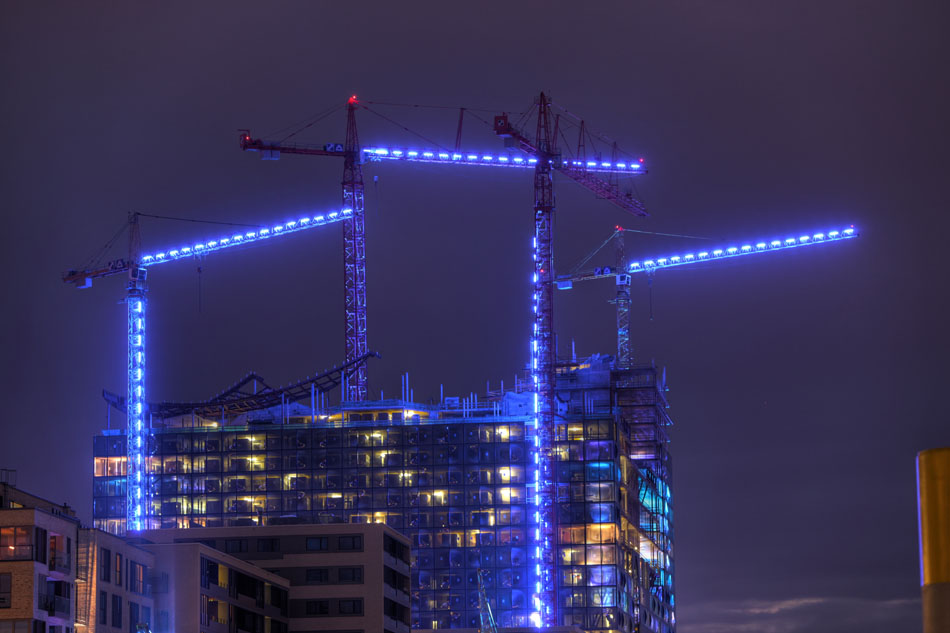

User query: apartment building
[0,484,79,633]
[142,523,410,633]
[136,542,289,633]
[75,529,154,633]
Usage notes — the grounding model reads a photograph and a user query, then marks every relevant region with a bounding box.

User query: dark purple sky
[2,3,947,632]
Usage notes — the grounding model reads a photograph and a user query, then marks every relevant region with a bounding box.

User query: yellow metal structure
[917,447,950,633]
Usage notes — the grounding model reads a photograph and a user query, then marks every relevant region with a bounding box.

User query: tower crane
[63,206,355,531]
[242,93,651,626]
[556,224,860,366]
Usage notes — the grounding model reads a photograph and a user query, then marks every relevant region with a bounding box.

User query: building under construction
[92,355,675,633]
[73,92,858,633]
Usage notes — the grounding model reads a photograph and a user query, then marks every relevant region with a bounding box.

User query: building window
[127,601,139,633]
[0,621,31,633]
[0,573,10,608]
[99,548,112,583]
[305,569,328,584]
[256,538,279,553]
[384,597,410,625]
[0,527,32,561]
[383,566,409,594]
[202,594,226,625]
[338,599,363,615]
[337,567,363,584]
[98,591,108,624]
[34,528,47,565]
[156,610,169,633]
[115,553,122,586]
[129,562,146,595]
[225,539,247,554]
[305,600,329,616]
[201,558,227,589]
[338,535,362,551]
[383,534,410,564]
[269,586,287,614]
[112,594,122,628]
[305,537,328,551]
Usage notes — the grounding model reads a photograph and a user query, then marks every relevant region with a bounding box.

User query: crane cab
[493,114,514,138]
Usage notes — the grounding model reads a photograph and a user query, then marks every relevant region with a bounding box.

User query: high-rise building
[92,357,675,633]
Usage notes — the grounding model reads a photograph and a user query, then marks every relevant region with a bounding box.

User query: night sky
[2,3,948,632]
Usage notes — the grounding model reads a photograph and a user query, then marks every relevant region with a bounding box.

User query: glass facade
[93,361,674,633]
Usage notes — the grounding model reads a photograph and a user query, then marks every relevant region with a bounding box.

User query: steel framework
[342,97,368,402]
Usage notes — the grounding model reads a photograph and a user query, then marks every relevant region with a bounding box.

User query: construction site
[66,93,857,633]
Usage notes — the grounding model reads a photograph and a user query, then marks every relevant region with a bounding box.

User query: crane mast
[342,97,368,402]
[529,93,558,626]
[614,232,632,368]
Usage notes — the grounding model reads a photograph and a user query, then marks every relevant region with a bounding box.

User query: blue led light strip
[362,147,647,175]
[628,227,857,273]
[124,206,351,533]
[139,208,354,266]
[126,290,146,532]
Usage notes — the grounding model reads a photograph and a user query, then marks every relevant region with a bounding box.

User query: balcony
[49,553,71,574]
[0,544,33,561]
[383,614,410,633]
[383,583,410,603]
[39,593,71,617]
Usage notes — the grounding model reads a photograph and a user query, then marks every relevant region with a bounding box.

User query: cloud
[677,595,920,633]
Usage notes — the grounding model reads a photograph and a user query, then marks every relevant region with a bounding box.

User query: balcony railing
[0,544,33,561]
[39,593,70,616]
[49,553,71,573]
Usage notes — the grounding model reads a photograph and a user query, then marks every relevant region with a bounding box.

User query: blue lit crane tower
[63,206,359,531]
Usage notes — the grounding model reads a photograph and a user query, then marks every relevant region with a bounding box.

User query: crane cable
[265,102,345,144]
[358,104,451,152]
[136,212,262,228]
[362,100,517,115]
[80,218,130,270]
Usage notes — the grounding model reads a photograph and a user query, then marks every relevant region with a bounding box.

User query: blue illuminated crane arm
[555,226,858,287]
[359,145,647,176]
[626,227,858,274]
[138,207,354,267]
